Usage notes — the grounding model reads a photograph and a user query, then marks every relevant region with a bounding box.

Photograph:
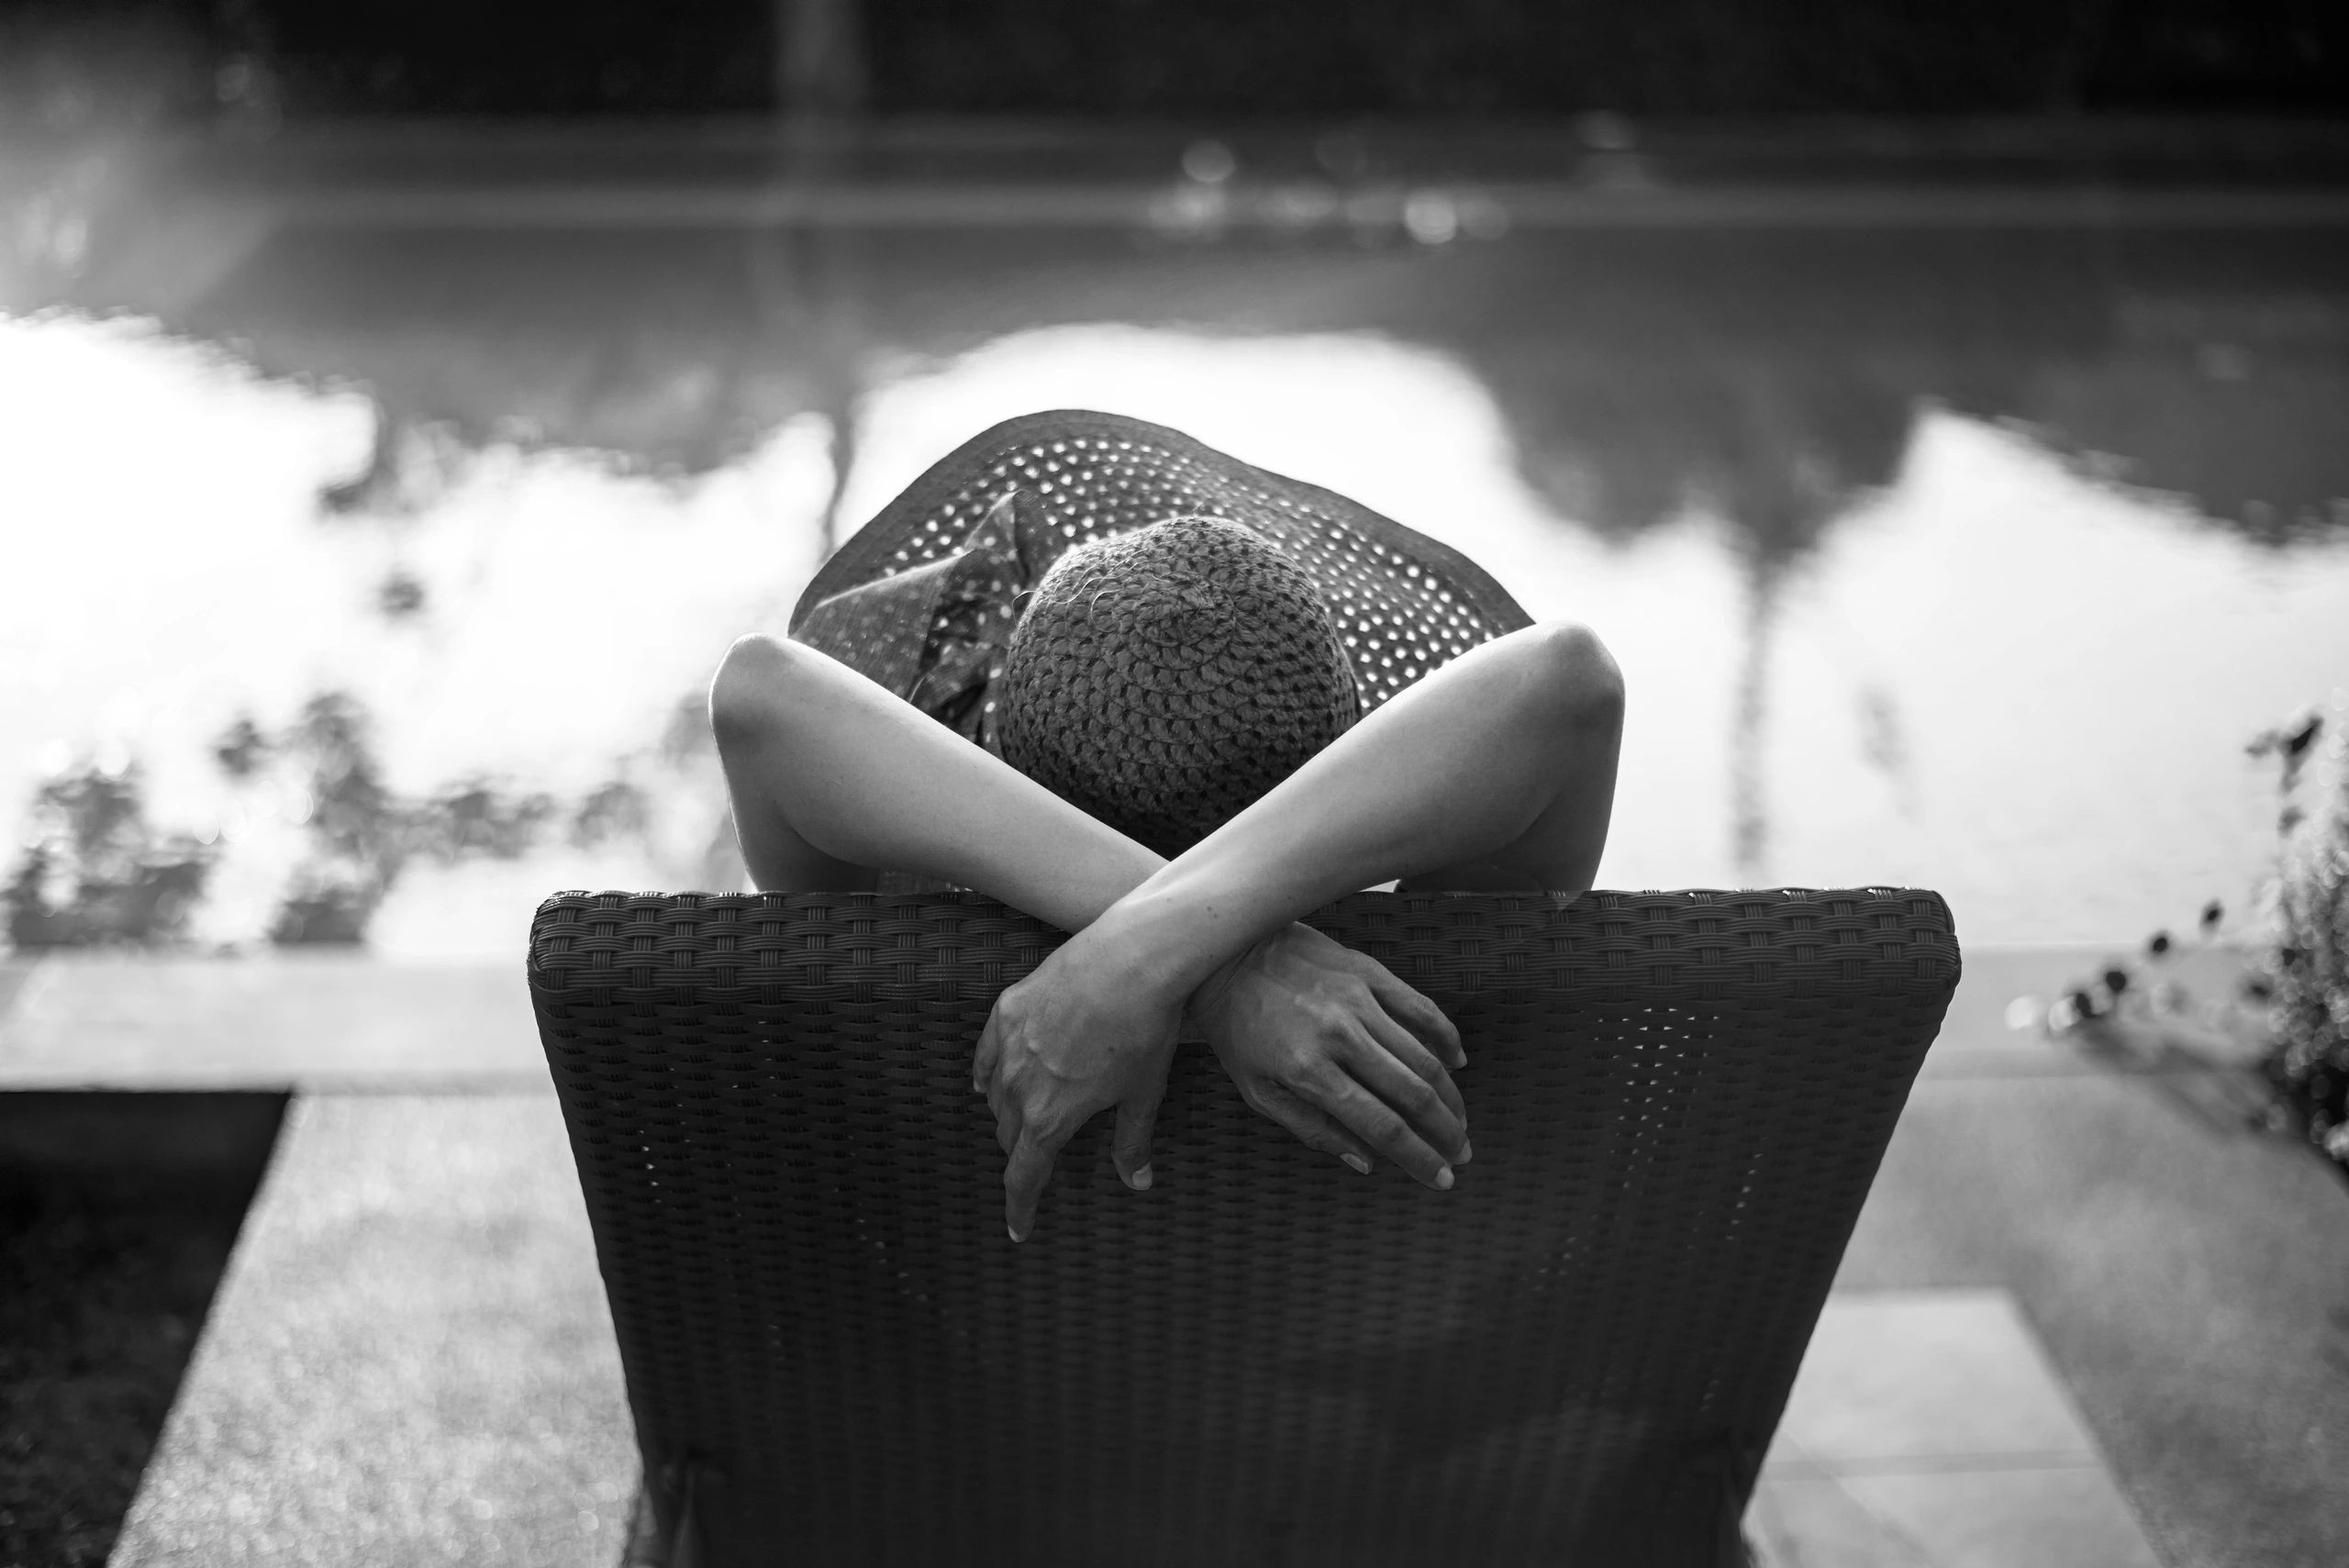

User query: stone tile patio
[1751,1294,2160,1568]
[3,941,2341,1562]
[0,940,2269,1094]
[0,954,541,1090]
[108,1093,637,1568]
[106,1087,2169,1567]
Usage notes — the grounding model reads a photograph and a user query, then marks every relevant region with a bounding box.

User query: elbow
[1528,621,1625,736]
[708,632,801,754]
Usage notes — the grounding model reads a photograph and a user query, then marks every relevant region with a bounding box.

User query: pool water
[4,202,2346,954]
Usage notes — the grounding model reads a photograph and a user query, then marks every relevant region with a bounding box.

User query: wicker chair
[529,884,1958,1568]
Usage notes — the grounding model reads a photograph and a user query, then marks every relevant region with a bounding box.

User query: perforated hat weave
[791,409,1534,713]
[996,518,1360,856]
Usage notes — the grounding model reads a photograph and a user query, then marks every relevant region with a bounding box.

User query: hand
[973,921,1181,1242]
[1186,923,1470,1189]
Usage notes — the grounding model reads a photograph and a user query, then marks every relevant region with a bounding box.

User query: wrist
[1087,877,1256,1014]
[1183,937,1258,1032]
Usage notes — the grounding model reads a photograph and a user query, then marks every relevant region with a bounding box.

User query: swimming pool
[5,188,2345,954]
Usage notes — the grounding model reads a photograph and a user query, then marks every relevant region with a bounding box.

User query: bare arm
[980,622,1621,1235]
[711,634,1466,1192]
[711,633,1162,929]
[711,619,1619,922]
[1085,620,1624,1007]
[711,621,1623,1239]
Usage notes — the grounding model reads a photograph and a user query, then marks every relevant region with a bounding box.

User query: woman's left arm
[985,620,1624,1239]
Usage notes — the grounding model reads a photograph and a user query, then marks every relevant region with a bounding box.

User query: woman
[710,412,1624,1241]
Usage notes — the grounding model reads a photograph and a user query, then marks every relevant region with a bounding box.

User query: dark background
[0,0,2343,120]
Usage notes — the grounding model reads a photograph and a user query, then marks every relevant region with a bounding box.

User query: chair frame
[529,885,1958,1568]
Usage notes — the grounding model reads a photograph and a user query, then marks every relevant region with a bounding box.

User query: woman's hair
[996,517,1361,857]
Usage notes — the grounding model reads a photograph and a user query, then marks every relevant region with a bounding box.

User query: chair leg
[669,1463,706,1568]
[620,1480,666,1568]
[618,1462,707,1568]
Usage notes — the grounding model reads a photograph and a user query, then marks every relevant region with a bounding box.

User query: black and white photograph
[2,3,2345,1564]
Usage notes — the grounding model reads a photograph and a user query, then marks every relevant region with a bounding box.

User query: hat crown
[997,518,1359,857]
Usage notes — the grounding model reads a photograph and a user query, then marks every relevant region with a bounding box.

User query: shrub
[3,763,210,949]
[2251,708,2349,1170]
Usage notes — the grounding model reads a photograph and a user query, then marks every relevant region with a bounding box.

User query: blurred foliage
[952,0,2343,115]
[0,0,2342,121]
[3,690,669,950]
[0,2,216,132]
[208,716,269,780]
[570,778,652,848]
[254,692,574,944]
[261,692,399,944]
[0,1,768,128]
[374,569,428,618]
[873,0,2079,115]
[3,764,210,950]
[2040,708,2349,1179]
[2250,710,2349,1173]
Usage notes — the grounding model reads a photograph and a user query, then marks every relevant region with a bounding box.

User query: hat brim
[791,409,1532,710]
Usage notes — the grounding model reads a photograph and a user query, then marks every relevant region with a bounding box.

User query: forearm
[711,634,1165,931]
[1100,621,1623,1005]
[713,618,1621,1010]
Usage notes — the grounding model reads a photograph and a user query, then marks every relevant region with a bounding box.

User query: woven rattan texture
[998,519,1362,856]
[789,409,1534,711]
[530,887,1955,1567]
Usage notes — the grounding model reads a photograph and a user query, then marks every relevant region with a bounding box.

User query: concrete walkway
[1753,1293,2159,1568]
[110,1081,2168,1568]
[3,942,2335,1563]
[1835,1073,2349,1568]
[0,954,541,1091]
[107,1093,638,1567]
[0,941,2265,1093]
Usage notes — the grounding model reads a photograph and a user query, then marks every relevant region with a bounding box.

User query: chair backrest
[529,886,1958,1568]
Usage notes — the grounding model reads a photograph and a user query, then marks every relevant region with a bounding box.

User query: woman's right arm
[711,635,1470,1235]
[710,633,1165,931]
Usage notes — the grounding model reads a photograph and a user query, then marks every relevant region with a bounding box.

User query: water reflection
[54,219,2349,546]
[4,217,2348,950]
[0,314,827,952]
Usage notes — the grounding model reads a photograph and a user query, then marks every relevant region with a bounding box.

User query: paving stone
[1751,1290,2159,1568]
[110,1092,637,1568]
[28,940,2338,1564]
[1770,1291,2099,1467]
[1838,1074,2349,1568]
[0,959,35,1020]
[1832,1469,2165,1568]
[1750,1475,1938,1568]
[0,955,540,1090]
[0,944,2266,1092]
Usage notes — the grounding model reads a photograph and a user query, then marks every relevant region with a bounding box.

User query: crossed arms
[710,619,1625,1240]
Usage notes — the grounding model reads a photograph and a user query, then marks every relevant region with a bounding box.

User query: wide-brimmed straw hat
[992,516,1365,855]
[790,409,1532,724]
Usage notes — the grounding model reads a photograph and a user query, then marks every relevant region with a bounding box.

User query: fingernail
[1128,1164,1152,1191]
[1436,1166,1455,1190]
[1341,1153,1371,1175]
[1007,1225,1023,1243]
[1457,1139,1474,1163]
